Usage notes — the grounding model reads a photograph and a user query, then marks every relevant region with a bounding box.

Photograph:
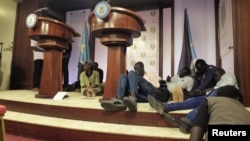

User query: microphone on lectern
[33,7,48,13]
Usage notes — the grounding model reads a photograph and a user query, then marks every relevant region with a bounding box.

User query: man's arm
[196,67,217,90]
[186,77,194,91]
[189,126,206,141]
[144,72,160,88]
[190,99,209,141]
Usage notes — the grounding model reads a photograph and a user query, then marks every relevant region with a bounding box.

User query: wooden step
[0,90,190,127]
[0,90,191,141]
[4,111,189,141]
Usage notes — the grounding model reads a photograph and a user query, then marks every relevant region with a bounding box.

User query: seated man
[190,86,250,141]
[165,67,194,102]
[80,61,103,97]
[101,61,160,112]
[186,59,219,98]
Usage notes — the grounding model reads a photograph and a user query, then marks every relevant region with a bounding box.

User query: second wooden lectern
[26,14,80,98]
[88,5,146,100]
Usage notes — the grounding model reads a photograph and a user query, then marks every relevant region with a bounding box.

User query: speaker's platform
[0,90,191,141]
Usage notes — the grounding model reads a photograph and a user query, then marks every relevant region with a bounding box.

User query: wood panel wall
[10,0,48,89]
[232,0,250,106]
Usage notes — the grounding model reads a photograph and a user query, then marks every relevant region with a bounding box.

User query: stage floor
[0,89,190,113]
[1,90,250,140]
[0,90,191,139]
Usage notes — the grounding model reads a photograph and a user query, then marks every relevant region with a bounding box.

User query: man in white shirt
[166,67,194,102]
[31,40,44,91]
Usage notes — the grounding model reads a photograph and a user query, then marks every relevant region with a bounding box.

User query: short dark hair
[94,62,98,67]
[195,59,207,67]
[182,67,191,75]
[135,61,144,68]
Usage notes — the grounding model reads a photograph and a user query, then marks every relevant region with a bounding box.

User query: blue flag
[79,20,91,63]
[178,9,197,75]
[78,20,91,77]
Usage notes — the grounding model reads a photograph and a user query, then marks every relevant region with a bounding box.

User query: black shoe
[178,118,192,134]
[147,95,168,115]
[123,96,137,112]
[163,113,191,134]
[101,98,127,112]
[175,118,191,134]
[155,87,170,102]
[162,112,178,126]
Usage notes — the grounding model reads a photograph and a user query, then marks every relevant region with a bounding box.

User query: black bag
[155,87,170,102]
[65,80,80,91]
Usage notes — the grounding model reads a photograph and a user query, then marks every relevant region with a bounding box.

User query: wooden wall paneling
[214,0,221,67]
[159,8,163,78]
[232,0,250,106]
[10,0,39,89]
[170,1,175,76]
[10,0,48,89]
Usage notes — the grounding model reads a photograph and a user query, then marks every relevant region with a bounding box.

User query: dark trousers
[33,59,43,88]
[62,58,70,86]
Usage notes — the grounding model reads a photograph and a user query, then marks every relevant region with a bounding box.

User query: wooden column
[27,16,80,98]
[88,7,146,100]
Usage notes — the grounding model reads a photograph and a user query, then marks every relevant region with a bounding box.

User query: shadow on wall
[10,65,27,89]
[0,70,2,87]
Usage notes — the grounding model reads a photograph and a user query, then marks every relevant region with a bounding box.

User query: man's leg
[116,75,129,99]
[122,71,142,112]
[100,75,128,111]
[185,107,199,122]
[62,58,69,89]
[166,96,205,111]
[33,59,43,89]
[123,71,157,111]
[147,95,205,115]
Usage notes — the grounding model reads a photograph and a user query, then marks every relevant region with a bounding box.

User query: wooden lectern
[27,15,80,98]
[88,6,146,100]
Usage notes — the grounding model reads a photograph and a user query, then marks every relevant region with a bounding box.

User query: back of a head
[134,61,144,68]
[179,67,191,77]
[217,85,243,103]
[195,59,207,67]
[195,59,207,72]
[213,68,226,82]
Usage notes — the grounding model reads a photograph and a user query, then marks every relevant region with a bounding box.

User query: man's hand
[188,90,205,96]
[166,75,171,82]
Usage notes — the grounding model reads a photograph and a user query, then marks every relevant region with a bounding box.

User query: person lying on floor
[190,86,250,141]
[147,68,239,133]
[100,61,160,112]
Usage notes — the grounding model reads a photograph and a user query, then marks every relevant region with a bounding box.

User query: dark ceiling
[48,0,173,14]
